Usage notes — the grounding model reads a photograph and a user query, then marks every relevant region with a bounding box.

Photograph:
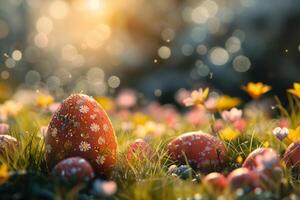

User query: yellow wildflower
[36,95,54,108]
[241,82,271,99]
[287,82,300,98]
[183,88,209,107]
[219,127,240,141]
[95,96,115,111]
[236,155,243,164]
[263,141,270,148]
[0,164,9,185]
[287,127,300,144]
[132,112,150,125]
[133,121,166,137]
[215,96,241,111]
[206,95,241,112]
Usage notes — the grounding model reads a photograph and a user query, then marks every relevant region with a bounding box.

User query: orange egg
[202,172,228,191]
[45,94,118,178]
[167,131,226,171]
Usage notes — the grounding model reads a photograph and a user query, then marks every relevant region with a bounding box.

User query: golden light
[87,0,104,11]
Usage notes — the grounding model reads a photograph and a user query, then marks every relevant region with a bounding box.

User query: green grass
[0,99,300,200]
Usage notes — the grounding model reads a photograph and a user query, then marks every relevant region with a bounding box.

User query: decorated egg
[284,141,300,170]
[202,172,228,191]
[242,148,279,170]
[167,131,226,171]
[227,167,259,191]
[126,139,155,162]
[52,157,94,183]
[45,94,118,177]
[0,135,18,155]
[174,165,193,180]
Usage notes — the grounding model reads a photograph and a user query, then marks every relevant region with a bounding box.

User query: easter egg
[45,94,118,177]
[167,131,226,171]
[227,168,259,191]
[52,157,94,183]
[0,135,18,159]
[175,165,193,180]
[284,141,300,170]
[242,148,279,170]
[202,172,228,191]
[126,139,155,162]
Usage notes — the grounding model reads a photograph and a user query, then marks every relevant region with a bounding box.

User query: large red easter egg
[45,94,118,177]
[167,131,226,170]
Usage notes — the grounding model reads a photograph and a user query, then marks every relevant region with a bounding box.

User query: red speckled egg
[52,157,94,183]
[227,167,259,190]
[284,141,300,170]
[126,139,156,162]
[45,94,118,177]
[242,148,279,170]
[202,172,228,191]
[167,131,226,170]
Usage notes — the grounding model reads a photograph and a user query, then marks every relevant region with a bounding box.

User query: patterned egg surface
[167,131,226,171]
[227,167,259,191]
[242,148,280,170]
[202,172,228,191]
[284,141,300,170]
[52,157,94,183]
[45,94,118,177]
[0,135,18,158]
[126,139,155,162]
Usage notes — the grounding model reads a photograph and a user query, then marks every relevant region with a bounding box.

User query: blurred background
[0,0,299,104]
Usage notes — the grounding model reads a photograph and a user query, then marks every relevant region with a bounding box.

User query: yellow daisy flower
[219,127,240,141]
[287,82,300,99]
[241,82,271,99]
[36,95,54,108]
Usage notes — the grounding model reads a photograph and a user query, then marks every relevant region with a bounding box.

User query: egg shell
[167,131,226,171]
[126,139,155,162]
[202,172,228,191]
[284,141,300,170]
[45,94,118,177]
[0,135,18,155]
[52,157,94,183]
[227,167,259,191]
[242,148,279,170]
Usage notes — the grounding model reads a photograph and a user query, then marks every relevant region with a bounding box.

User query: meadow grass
[0,97,300,200]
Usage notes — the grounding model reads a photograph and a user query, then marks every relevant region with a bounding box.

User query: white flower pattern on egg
[96,155,106,165]
[90,114,96,120]
[90,123,100,132]
[46,144,52,153]
[103,124,109,132]
[98,137,105,145]
[79,141,91,152]
[51,128,57,137]
[79,105,89,113]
